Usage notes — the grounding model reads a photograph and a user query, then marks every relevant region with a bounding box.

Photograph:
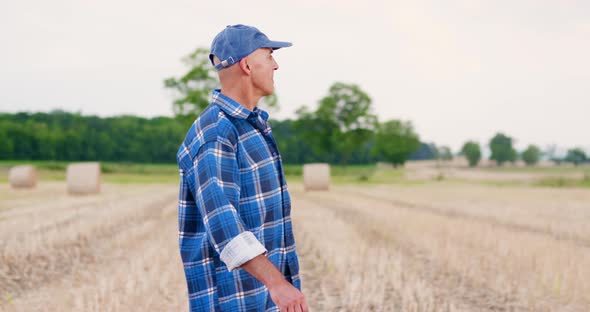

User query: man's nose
[273,60,279,70]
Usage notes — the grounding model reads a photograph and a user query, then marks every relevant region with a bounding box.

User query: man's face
[247,48,279,96]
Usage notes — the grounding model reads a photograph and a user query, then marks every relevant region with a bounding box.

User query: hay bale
[303,163,330,191]
[67,162,101,194]
[9,165,37,189]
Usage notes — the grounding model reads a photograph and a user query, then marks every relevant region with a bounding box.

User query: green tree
[373,120,420,167]
[565,148,587,166]
[315,82,377,165]
[461,141,481,167]
[294,105,338,162]
[521,145,542,166]
[489,133,517,166]
[164,48,220,117]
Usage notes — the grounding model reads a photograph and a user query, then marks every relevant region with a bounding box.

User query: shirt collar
[211,89,269,121]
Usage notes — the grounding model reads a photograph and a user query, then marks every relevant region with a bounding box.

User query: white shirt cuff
[220,231,267,271]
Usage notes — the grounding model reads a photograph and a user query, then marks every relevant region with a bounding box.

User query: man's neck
[219,85,262,112]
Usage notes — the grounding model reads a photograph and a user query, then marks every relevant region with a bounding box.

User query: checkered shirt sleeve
[190,139,267,271]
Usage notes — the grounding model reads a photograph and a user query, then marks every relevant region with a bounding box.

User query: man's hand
[267,279,309,312]
[240,254,309,312]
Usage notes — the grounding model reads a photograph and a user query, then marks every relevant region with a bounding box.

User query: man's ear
[238,58,251,75]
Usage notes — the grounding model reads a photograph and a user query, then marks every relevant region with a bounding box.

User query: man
[176,25,308,312]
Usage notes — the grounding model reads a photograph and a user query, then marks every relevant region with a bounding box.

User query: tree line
[0,111,185,163]
[0,110,436,165]
[461,134,588,167]
[1,109,584,167]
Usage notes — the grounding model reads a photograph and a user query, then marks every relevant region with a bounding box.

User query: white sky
[1,0,589,153]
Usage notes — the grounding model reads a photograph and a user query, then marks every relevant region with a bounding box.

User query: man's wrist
[263,269,289,290]
[241,254,288,289]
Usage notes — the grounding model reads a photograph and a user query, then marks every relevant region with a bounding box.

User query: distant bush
[461,141,481,167]
[283,165,303,176]
[521,145,542,166]
[489,133,517,166]
[39,162,67,171]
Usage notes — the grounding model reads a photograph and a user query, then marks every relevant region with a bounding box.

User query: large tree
[302,82,377,165]
[373,120,420,167]
[521,145,542,166]
[293,105,339,163]
[489,133,517,166]
[461,141,481,167]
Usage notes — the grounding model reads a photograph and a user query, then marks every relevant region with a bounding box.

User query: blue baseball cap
[209,24,292,71]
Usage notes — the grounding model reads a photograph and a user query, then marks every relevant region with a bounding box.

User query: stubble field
[1,167,589,311]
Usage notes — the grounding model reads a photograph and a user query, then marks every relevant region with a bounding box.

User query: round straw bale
[303,163,330,191]
[67,162,101,194]
[9,165,37,189]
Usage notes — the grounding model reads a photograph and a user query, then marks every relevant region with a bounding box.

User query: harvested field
[1,181,589,311]
[0,182,187,311]
[291,184,590,311]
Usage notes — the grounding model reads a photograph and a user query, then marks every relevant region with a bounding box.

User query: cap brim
[264,40,293,50]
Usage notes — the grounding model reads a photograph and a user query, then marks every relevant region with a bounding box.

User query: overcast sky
[1,0,588,153]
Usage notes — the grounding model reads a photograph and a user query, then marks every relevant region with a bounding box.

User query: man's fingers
[301,300,309,312]
[294,303,303,312]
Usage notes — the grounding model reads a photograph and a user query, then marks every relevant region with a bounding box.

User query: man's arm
[190,139,265,270]
[241,255,308,312]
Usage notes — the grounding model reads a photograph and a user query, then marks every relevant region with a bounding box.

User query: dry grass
[290,183,590,311]
[0,182,187,311]
[1,180,589,311]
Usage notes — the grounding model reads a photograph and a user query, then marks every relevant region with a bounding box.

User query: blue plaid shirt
[176,90,301,312]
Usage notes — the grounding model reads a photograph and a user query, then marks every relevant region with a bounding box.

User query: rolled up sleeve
[192,139,266,271]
